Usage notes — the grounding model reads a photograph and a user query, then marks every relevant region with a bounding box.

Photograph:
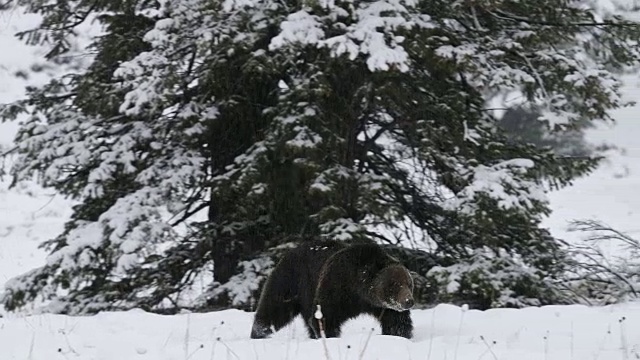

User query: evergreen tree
[1,0,639,314]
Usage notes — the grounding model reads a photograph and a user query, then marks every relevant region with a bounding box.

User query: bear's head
[371,264,415,312]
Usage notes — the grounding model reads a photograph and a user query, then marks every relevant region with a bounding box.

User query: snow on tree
[1,0,639,313]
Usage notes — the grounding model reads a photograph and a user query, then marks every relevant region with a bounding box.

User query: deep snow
[2,303,640,359]
[2,3,640,360]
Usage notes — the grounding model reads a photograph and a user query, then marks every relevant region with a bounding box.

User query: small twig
[0,146,17,157]
[620,317,629,360]
[251,342,259,360]
[544,331,549,360]
[593,323,612,360]
[285,317,292,360]
[27,333,35,360]
[570,322,575,360]
[358,327,375,360]
[59,329,79,355]
[478,335,498,360]
[470,6,480,28]
[426,307,436,360]
[186,345,204,360]
[184,314,190,360]
[217,338,240,360]
[454,305,468,360]
[209,326,219,360]
[315,305,332,360]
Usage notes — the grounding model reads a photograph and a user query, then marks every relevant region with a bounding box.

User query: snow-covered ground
[2,5,640,360]
[2,302,640,359]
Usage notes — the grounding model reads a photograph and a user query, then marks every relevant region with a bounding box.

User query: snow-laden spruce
[1,0,639,314]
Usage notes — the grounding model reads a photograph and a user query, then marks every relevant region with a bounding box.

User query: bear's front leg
[377,309,413,339]
[250,321,274,339]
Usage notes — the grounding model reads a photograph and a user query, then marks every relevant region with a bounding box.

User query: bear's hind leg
[305,298,352,339]
[374,309,413,339]
[305,313,342,339]
[303,313,319,339]
[322,317,342,338]
[250,257,301,339]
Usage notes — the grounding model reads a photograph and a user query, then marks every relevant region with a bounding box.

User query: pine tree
[1,0,639,314]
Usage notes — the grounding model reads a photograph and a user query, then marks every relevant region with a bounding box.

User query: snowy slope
[2,302,640,360]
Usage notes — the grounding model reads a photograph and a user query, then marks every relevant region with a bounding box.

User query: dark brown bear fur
[250,240,414,339]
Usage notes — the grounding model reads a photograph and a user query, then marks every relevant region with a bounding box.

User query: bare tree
[563,220,640,305]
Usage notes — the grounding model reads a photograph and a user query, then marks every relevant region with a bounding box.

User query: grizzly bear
[250,239,414,339]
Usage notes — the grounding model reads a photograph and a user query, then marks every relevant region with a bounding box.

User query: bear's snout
[402,297,414,310]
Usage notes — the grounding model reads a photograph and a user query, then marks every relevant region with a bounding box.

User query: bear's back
[275,239,347,289]
[298,239,347,278]
[327,242,397,273]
